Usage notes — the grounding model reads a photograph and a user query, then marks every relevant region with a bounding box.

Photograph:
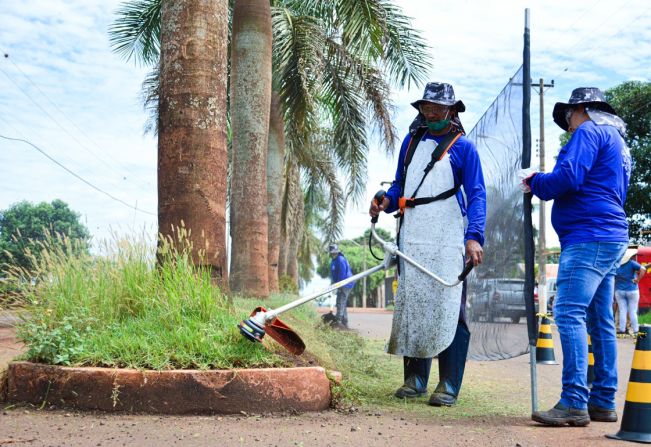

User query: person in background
[328,244,355,328]
[615,248,646,336]
[520,87,631,427]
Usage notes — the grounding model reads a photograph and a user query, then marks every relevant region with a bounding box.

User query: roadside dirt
[0,318,637,446]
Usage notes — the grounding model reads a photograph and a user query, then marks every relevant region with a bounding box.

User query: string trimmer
[238,190,474,355]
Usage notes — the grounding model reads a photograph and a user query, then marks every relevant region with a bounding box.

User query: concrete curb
[4,361,342,414]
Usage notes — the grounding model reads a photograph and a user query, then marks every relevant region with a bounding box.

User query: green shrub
[278,274,298,294]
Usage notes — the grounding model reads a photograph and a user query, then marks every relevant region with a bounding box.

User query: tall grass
[7,230,287,369]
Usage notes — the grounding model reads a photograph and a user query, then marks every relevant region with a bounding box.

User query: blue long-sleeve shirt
[330,253,355,288]
[529,120,630,248]
[384,132,487,246]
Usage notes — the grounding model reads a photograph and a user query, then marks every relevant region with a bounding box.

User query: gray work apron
[387,137,465,358]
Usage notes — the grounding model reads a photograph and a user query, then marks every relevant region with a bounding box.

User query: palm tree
[109,0,431,290]
[155,0,229,284]
[229,0,273,296]
[270,1,431,283]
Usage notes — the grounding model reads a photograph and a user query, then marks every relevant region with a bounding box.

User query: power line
[537,0,608,60]
[549,2,648,79]
[0,133,156,216]
[0,56,153,192]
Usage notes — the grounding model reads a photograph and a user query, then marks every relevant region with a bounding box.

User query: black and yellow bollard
[607,324,651,443]
[536,316,558,365]
[587,334,595,388]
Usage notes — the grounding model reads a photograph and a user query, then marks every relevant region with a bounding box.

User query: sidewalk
[315,306,393,314]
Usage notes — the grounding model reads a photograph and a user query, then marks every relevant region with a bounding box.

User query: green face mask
[427,119,450,132]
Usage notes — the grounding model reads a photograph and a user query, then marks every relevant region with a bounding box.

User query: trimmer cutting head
[238,306,306,355]
[238,317,266,343]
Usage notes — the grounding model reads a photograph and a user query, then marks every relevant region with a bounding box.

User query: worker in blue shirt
[522,87,631,427]
[370,82,486,407]
[329,244,355,328]
[615,248,646,336]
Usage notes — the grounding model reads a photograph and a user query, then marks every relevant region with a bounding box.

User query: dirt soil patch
[0,407,628,446]
[0,319,639,446]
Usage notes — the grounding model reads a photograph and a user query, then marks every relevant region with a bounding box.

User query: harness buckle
[398,196,416,213]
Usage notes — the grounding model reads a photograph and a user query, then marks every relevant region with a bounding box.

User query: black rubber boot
[429,321,470,407]
[395,357,432,398]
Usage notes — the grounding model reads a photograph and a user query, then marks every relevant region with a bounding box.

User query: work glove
[517,168,537,193]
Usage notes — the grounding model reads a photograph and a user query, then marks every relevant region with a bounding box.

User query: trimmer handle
[371,189,387,224]
[458,262,474,281]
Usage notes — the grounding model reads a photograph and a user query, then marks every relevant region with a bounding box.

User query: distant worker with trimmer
[328,244,355,329]
[369,82,486,407]
[521,88,631,426]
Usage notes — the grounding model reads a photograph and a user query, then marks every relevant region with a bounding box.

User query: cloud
[342,0,650,249]
[0,0,156,244]
[1,0,649,259]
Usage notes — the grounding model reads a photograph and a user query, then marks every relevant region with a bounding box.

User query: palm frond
[109,0,162,67]
[298,134,346,241]
[140,65,159,135]
[323,36,396,152]
[379,0,432,89]
[334,0,386,60]
[272,7,324,157]
[319,58,368,204]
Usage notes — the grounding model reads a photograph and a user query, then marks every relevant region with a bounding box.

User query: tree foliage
[0,200,91,273]
[605,81,651,243]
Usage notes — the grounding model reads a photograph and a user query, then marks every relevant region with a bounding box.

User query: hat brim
[552,101,618,132]
[411,99,466,113]
[620,248,638,266]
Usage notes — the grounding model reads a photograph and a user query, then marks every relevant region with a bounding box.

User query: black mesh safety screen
[465,66,534,361]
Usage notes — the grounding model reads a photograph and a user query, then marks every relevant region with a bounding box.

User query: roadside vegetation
[1,231,528,417]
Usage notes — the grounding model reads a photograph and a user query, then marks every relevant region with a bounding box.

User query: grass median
[2,232,527,417]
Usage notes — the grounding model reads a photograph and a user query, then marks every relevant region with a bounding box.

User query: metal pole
[523,8,538,414]
[362,249,367,308]
[538,78,547,316]
[266,264,385,320]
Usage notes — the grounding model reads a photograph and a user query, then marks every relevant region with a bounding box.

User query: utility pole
[362,249,367,308]
[532,78,554,315]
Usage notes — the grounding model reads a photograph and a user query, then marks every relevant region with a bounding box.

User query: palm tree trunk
[158,0,229,285]
[277,230,288,278]
[267,91,285,293]
[229,0,272,297]
[286,163,304,286]
[287,196,304,285]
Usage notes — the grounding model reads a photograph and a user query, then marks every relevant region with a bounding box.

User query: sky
[1,0,650,291]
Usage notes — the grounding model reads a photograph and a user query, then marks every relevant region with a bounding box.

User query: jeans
[554,241,627,410]
[335,288,351,326]
[614,289,640,333]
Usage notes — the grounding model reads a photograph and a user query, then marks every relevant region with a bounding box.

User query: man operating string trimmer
[370,82,486,407]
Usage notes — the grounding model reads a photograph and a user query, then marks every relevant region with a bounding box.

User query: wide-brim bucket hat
[411,82,466,113]
[620,248,638,266]
[552,87,618,131]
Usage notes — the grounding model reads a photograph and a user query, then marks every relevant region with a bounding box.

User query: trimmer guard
[252,307,306,355]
